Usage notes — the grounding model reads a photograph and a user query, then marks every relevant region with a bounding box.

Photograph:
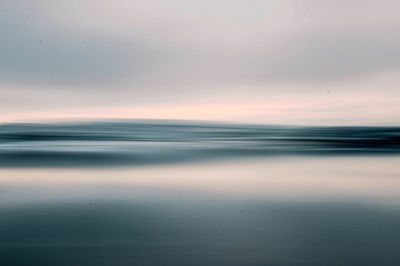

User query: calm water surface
[1,123,400,265]
[1,157,400,266]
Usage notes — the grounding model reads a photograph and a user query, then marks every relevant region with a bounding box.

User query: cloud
[1,0,400,90]
[0,0,170,88]
[0,0,399,124]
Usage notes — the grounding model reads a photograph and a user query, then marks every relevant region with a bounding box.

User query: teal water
[0,122,399,265]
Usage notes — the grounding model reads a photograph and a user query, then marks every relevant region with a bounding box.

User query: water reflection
[1,201,400,266]
[1,157,399,204]
[1,157,400,265]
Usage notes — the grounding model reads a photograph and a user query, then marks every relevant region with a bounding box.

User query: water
[0,122,399,167]
[0,121,399,265]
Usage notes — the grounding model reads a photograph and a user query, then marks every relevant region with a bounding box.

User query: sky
[1,0,399,125]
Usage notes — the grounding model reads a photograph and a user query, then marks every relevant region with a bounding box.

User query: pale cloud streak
[1,0,399,124]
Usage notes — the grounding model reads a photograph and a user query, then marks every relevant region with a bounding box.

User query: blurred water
[0,121,399,167]
[0,121,400,265]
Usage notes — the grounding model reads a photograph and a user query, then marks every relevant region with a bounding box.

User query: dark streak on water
[0,121,399,167]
